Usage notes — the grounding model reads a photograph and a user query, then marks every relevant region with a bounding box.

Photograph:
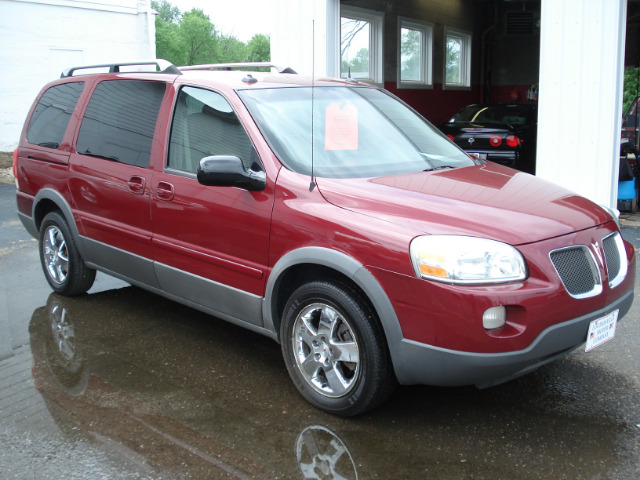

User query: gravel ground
[0,168,14,184]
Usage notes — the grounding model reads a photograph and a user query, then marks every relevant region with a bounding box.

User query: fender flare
[262,247,406,372]
[30,188,87,258]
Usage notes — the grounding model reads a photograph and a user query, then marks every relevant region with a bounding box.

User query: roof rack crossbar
[61,59,181,78]
[179,62,297,74]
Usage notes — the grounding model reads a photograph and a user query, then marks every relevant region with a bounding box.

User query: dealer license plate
[585,310,619,352]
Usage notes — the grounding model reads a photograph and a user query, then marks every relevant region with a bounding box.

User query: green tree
[340,18,368,78]
[180,9,217,65]
[246,34,270,62]
[400,29,421,81]
[155,16,186,65]
[153,0,180,23]
[341,48,369,78]
[446,37,461,84]
[152,1,269,66]
[217,34,248,63]
[623,67,640,114]
[153,0,185,65]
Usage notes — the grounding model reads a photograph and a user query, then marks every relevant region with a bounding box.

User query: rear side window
[26,82,85,149]
[76,80,166,168]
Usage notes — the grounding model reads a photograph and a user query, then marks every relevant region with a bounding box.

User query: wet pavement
[1,181,639,479]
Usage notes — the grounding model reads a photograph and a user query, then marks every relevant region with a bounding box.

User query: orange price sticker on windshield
[324,102,358,151]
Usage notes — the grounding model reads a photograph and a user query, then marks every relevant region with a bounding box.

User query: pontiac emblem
[468,137,475,145]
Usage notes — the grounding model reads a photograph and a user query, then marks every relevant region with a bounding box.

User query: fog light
[483,306,506,330]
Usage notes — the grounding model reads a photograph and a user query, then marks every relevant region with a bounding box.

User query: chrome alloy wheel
[292,303,360,398]
[42,225,69,285]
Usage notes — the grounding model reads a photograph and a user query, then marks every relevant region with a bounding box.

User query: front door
[151,86,274,325]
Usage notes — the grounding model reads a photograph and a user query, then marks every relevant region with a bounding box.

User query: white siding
[0,0,156,151]
[536,0,627,210]
[271,0,339,77]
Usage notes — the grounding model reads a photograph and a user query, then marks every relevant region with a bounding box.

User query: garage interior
[333,0,638,210]
[339,0,541,126]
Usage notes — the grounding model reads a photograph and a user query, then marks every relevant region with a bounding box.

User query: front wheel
[280,280,395,416]
[39,212,96,296]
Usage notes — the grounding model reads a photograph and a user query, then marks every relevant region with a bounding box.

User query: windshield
[239,86,474,178]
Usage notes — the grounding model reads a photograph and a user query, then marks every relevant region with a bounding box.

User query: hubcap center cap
[313,338,333,366]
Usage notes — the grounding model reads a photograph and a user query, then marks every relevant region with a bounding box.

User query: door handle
[155,181,175,201]
[128,176,146,195]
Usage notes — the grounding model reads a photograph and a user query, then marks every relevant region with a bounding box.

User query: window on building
[340,7,383,83]
[445,29,472,88]
[26,82,85,149]
[398,19,433,88]
[77,80,166,168]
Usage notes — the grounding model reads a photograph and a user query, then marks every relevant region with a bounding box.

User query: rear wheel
[281,280,395,416]
[39,212,96,296]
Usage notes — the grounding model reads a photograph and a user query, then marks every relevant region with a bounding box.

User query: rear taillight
[506,135,520,147]
[490,136,502,147]
[446,134,454,141]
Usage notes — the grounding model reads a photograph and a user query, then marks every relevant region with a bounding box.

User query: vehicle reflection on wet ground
[12,278,640,479]
[1,182,639,479]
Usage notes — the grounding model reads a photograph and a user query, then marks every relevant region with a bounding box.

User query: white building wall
[536,0,627,210]
[0,0,156,152]
[271,0,339,77]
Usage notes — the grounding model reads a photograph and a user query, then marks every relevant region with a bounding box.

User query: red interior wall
[385,83,481,126]
[385,83,537,126]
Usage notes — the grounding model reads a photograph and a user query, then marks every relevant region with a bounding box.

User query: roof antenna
[309,18,317,192]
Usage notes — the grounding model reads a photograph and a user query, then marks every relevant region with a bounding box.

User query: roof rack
[179,62,297,74]
[61,59,181,78]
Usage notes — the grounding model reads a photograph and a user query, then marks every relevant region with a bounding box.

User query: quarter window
[445,29,472,88]
[26,82,85,149]
[168,86,254,173]
[76,80,166,168]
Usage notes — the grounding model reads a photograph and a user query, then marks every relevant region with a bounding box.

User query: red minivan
[15,61,635,416]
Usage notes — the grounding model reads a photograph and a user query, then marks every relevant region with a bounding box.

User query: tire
[39,212,96,296]
[280,280,396,416]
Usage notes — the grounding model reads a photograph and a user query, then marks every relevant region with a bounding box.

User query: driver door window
[168,86,253,172]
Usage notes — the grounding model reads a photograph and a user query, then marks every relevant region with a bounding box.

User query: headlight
[410,235,527,284]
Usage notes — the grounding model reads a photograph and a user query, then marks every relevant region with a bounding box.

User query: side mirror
[197,155,266,191]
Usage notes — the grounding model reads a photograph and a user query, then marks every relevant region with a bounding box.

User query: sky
[167,0,273,42]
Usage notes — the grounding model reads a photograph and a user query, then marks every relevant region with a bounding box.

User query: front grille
[549,246,602,298]
[602,232,628,288]
[550,233,628,298]
[603,235,620,279]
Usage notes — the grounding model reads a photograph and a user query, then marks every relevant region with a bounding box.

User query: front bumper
[393,289,634,387]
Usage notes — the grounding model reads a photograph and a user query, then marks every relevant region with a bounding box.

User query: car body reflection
[28,287,638,479]
[30,289,359,479]
[31,293,272,478]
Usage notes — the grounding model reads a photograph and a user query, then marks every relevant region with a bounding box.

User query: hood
[316,163,611,245]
